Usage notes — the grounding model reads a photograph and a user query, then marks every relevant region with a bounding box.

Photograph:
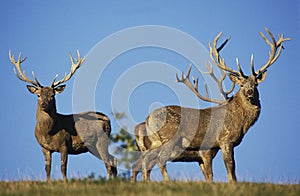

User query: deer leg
[199,156,213,182]
[95,138,117,179]
[220,143,236,183]
[142,150,159,181]
[104,162,112,180]
[141,161,151,182]
[107,155,118,179]
[131,154,143,182]
[88,146,115,180]
[142,166,153,182]
[199,162,207,180]
[156,140,183,181]
[42,148,52,181]
[95,149,113,180]
[111,159,118,178]
[158,165,170,181]
[142,153,157,182]
[132,152,157,182]
[60,147,68,182]
[96,137,110,163]
[157,150,170,181]
[142,168,151,182]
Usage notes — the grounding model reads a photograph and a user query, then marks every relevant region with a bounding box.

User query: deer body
[10,51,117,181]
[134,28,289,182]
[34,106,114,180]
[35,111,112,154]
[147,90,260,152]
[133,77,261,182]
[132,121,219,182]
[34,108,110,155]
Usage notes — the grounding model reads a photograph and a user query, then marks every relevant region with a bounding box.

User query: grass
[0,179,299,196]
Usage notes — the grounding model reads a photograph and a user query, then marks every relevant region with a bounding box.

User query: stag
[134,28,289,182]
[132,44,237,182]
[9,51,117,181]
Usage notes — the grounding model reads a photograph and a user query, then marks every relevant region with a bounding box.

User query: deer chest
[35,129,68,152]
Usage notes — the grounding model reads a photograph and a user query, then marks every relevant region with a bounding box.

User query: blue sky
[0,1,299,182]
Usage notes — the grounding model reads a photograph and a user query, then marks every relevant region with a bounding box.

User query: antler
[176,64,225,104]
[201,62,235,100]
[51,50,84,87]
[209,32,246,78]
[9,51,42,87]
[252,27,291,76]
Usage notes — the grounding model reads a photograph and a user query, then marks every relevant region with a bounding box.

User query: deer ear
[228,73,240,84]
[54,85,66,94]
[256,71,267,84]
[26,85,38,94]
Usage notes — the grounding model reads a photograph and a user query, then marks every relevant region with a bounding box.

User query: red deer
[133,28,290,182]
[132,122,219,182]
[9,51,117,181]
[132,45,236,182]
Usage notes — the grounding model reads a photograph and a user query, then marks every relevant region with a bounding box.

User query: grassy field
[0,179,299,196]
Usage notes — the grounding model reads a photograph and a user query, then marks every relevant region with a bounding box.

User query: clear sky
[0,1,299,183]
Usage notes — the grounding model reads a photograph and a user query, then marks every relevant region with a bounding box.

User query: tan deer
[132,121,219,182]
[9,51,117,181]
[133,28,289,183]
[131,41,235,182]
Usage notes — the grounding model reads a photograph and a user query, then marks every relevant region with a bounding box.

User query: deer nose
[41,102,48,109]
[247,89,254,96]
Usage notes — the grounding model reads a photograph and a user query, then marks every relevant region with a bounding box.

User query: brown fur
[9,51,118,181]
[134,74,266,183]
[132,122,218,182]
[133,28,290,183]
[27,86,117,181]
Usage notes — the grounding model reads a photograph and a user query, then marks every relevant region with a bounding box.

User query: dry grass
[0,179,299,196]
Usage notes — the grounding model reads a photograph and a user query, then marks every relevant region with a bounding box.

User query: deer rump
[70,112,111,154]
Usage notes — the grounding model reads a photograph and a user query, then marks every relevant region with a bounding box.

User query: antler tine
[250,54,257,76]
[255,27,291,75]
[17,52,27,63]
[192,75,199,91]
[51,74,59,86]
[52,50,84,87]
[176,64,192,83]
[203,82,209,98]
[201,62,235,100]
[217,35,231,52]
[235,58,247,78]
[209,32,241,77]
[176,64,224,104]
[31,71,42,87]
[9,51,42,87]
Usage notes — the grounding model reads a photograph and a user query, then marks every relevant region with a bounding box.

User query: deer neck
[36,104,58,134]
[233,90,261,134]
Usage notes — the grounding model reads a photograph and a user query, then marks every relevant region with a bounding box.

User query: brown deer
[131,44,236,182]
[9,51,117,181]
[134,28,289,183]
[132,122,219,182]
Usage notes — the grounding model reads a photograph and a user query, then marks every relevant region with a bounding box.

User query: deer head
[9,50,84,113]
[177,27,290,105]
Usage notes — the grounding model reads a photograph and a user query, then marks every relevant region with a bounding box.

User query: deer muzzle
[41,102,48,110]
[246,89,254,96]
